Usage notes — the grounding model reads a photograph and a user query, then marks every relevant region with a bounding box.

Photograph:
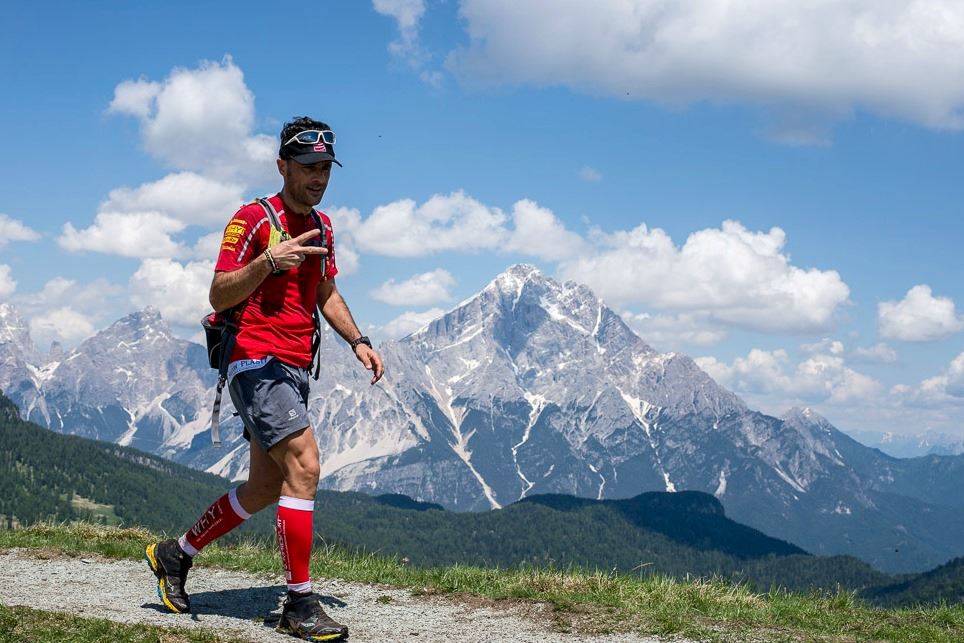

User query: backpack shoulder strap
[307,210,327,381]
[308,209,329,246]
[258,197,290,246]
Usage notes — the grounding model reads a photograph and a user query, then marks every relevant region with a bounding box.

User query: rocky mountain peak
[93,307,172,346]
[782,406,832,429]
[493,262,543,286]
[0,302,34,357]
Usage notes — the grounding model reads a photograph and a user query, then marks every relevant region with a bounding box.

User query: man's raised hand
[270,229,328,270]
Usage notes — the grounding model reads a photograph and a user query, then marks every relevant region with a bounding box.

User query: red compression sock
[276,495,315,593]
[178,487,251,556]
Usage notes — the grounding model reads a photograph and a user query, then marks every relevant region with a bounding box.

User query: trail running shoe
[277,591,349,641]
[145,539,193,613]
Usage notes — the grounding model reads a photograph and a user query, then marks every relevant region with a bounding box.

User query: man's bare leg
[269,426,321,499]
[146,436,287,614]
[265,426,345,639]
[236,436,285,513]
[264,427,320,593]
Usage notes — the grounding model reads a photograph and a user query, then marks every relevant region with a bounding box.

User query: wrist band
[264,248,281,274]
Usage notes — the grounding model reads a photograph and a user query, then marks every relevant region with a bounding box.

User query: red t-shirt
[215,194,338,367]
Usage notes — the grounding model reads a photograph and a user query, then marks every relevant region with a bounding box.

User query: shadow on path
[143,585,348,628]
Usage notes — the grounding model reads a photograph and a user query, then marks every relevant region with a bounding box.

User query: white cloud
[579,166,602,182]
[12,277,125,348]
[60,212,187,259]
[60,172,245,260]
[129,259,214,327]
[355,191,509,256]
[54,58,274,269]
[13,277,128,346]
[623,311,727,349]
[505,199,587,262]
[697,347,881,407]
[696,349,793,395]
[891,352,964,407]
[351,192,586,263]
[101,172,245,228]
[0,214,41,248]
[379,307,446,339]
[801,355,881,404]
[64,58,280,262]
[29,307,96,347]
[108,57,276,184]
[558,220,850,333]
[373,0,425,51]
[29,277,126,311]
[449,0,964,140]
[351,192,847,335]
[373,0,439,83]
[852,342,899,364]
[371,269,456,306]
[108,78,160,118]
[946,353,964,398]
[191,231,224,261]
[324,206,364,277]
[0,265,15,299]
[879,285,964,341]
[801,338,845,355]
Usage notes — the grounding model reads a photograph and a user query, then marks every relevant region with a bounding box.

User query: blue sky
[2,1,964,437]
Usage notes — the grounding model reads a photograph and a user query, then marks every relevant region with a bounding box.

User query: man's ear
[276,158,286,177]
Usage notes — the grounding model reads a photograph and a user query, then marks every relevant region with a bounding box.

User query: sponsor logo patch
[225,224,246,236]
[313,143,327,152]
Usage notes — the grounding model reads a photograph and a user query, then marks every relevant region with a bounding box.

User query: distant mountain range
[3,264,964,573]
[0,392,923,603]
[846,429,964,458]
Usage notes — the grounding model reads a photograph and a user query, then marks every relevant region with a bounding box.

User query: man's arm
[210,229,327,311]
[318,279,384,384]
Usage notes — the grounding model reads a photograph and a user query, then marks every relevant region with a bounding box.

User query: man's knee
[272,427,321,495]
[237,480,282,513]
[288,455,320,490]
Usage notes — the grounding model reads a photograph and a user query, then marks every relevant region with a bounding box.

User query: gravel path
[0,549,669,643]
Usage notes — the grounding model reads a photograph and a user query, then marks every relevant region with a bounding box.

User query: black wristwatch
[349,336,372,352]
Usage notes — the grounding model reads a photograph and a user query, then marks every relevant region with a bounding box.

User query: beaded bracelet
[264,248,281,274]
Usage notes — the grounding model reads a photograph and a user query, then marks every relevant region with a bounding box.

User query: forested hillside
[3,390,957,602]
[309,487,895,594]
[0,391,272,536]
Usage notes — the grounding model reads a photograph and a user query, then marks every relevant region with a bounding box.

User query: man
[146,116,383,642]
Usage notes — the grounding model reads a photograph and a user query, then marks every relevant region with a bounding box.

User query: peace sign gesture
[270,229,328,270]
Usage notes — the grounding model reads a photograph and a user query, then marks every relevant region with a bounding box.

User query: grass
[3,522,964,642]
[0,604,248,643]
[69,494,122,526]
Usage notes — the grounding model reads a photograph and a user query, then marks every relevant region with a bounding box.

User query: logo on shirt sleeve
[221,219,248,251]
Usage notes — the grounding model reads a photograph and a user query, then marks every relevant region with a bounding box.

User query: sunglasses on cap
[283,129,336,147]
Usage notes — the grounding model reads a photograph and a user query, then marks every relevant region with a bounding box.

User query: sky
[1,1,963,439]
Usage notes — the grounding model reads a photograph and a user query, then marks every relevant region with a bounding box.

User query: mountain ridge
[3,265,964,572]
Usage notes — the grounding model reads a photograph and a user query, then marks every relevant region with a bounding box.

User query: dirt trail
[0,549,668,643]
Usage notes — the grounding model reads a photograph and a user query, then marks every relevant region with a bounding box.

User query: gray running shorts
[227,358,311,450]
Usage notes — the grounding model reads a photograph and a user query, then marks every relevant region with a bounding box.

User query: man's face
[278,158,332,210]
